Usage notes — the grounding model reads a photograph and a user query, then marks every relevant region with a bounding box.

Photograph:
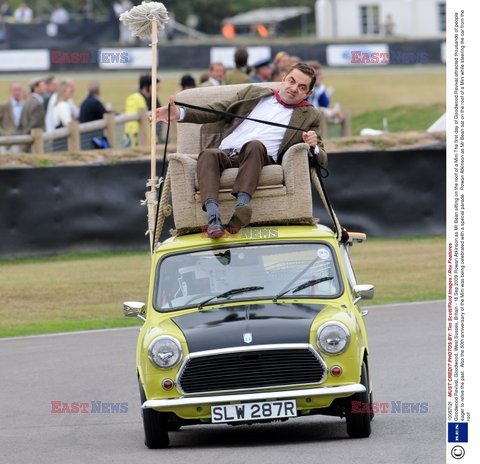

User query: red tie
[272,89,312,108]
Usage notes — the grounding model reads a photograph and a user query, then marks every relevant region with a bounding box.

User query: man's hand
[302,130,317,148]
[152,95,180,123]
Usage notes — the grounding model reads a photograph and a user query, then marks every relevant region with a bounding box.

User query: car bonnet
[172,302,326,352]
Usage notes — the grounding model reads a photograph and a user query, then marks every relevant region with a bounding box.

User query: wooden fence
[0,108,149,154]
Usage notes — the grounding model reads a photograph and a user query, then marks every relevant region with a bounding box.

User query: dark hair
[139,74,159,90]
[180,74,196,89]
[234,47,248,68]
[285,62,316,92]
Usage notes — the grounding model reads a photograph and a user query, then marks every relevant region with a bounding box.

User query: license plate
[211,399,297,423]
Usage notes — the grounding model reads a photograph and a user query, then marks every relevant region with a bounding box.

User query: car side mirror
[353,284,374,305]
[123,301,146,322]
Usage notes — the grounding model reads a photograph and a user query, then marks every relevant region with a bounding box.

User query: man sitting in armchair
[156,62,327,238]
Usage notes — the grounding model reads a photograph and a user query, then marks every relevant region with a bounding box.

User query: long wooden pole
[149,19,158,249]
[150,19,158,181]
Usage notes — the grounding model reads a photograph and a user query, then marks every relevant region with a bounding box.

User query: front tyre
[139,379,170,448]
[345,362,372,438]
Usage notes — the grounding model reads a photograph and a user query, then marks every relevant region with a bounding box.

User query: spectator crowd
[0,47,345,153]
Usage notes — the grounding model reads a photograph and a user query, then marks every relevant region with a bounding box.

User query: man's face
[279,68,313,105]
[35,81,47,95]
[258,65,272,80]
[10,83,23,101]
[47,78,59,94]
[210,64,225,82]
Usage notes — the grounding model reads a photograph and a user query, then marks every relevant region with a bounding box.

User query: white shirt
[179,95,318,161]
[10,97,24,128]
[53,101,73,128]
[45,93,79,132]
[219,95,292,162]
[50,8,69,24]
[14,6,32,23]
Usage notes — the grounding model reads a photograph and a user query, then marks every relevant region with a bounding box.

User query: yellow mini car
[124,225,374,448]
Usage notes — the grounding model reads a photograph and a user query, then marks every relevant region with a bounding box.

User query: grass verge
[351,104,445,136]
[0,236,445,338]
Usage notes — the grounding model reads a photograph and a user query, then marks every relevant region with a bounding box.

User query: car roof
[155,224,336,254]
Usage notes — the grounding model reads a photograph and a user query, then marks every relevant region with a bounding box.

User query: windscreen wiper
[198,286,264,310]
[273,277,333,302]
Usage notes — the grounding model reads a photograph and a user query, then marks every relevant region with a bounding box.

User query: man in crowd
[20,76,46,133]
[45,78,79,132]
[0,82,24,136]
[307,60,345,122]
[79,80,108,123]
[179,74,196,91]
[155,62,327,238]
[13,2,32,23]
[124,74,159,146]
[250,58,272,83]
[43,75,58,110]
[200,62,225,87]
[225,47,251,85]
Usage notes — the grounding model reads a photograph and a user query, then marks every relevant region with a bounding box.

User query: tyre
[345,362,372,438]
[138,379,170,448]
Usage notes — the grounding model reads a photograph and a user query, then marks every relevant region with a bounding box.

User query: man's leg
[197,148,239,238]
[228,140,273,231]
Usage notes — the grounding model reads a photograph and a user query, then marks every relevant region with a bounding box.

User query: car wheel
[138,379,170,448]
[167,418,182,431]
[369,391,374,421]
[345,362,372,438]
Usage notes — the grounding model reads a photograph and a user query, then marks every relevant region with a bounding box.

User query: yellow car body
[125,225,374,447]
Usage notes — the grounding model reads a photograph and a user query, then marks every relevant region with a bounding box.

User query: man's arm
[304,111,327,168]
[155,86,256,125]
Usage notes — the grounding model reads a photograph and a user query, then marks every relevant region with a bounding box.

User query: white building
[315,0,446,38]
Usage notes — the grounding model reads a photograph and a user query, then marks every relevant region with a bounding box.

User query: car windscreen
[153,242,342,311]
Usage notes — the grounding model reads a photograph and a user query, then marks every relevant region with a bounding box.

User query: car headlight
[316,322,350,355]
[148,336,183,369]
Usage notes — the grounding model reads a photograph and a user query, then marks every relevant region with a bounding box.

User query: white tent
[222,7,311,26]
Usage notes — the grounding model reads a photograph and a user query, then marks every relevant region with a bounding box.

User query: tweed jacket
[0,102,18,136]
[225,68,251,85]
[19,96,45,134]
[180,85,327,166]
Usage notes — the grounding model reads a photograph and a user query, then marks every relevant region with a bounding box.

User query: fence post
[103,112,116,148]
[342,112,352,137]
[137,107,148,147]
[319,111,328,138]
[67,120,80,152]
[30,128,44,154]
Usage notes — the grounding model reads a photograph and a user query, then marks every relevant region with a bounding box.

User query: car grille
[178,348,325,394]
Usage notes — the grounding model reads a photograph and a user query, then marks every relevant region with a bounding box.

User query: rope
[310,167,344,241]
[151,101,174,252]
[119,2,169,38]
[175,100,306,132]
[154,170,172,245]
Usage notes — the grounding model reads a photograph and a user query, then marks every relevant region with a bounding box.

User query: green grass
[351,104,445,136]
[0,236,445,337]
[349,235,445,305]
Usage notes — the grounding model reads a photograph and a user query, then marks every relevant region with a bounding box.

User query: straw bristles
[119,1,169,38]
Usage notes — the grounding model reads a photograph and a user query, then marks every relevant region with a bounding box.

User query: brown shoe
[227,204,252,233]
